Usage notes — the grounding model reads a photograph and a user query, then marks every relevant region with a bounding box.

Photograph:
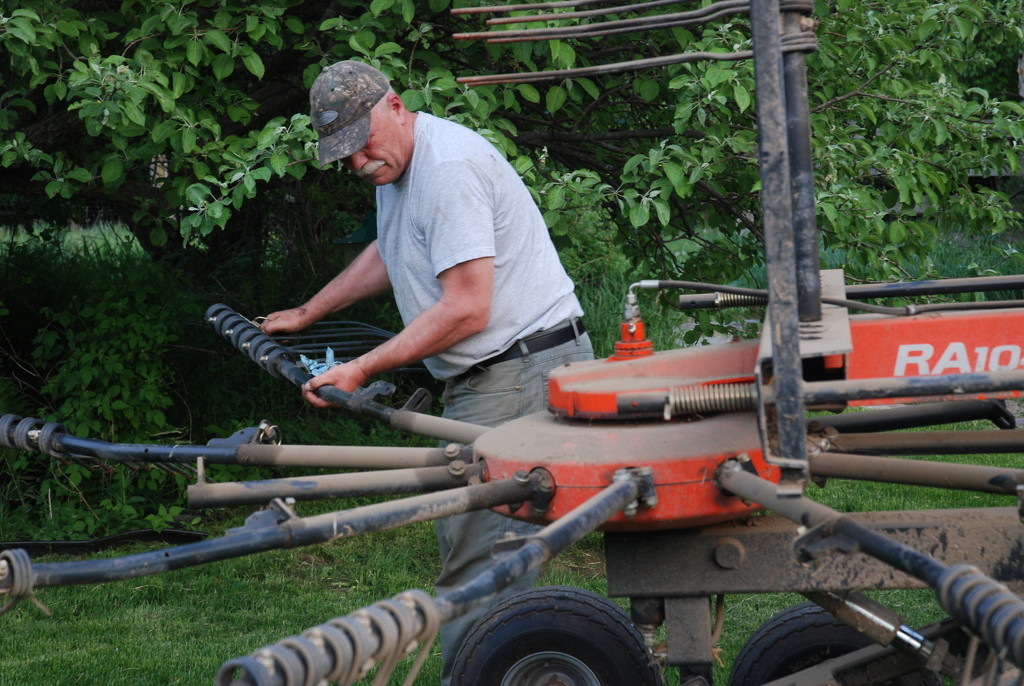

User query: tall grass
[0,222,146,257]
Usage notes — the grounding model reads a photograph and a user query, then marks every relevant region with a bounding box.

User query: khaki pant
[436,332,594,685]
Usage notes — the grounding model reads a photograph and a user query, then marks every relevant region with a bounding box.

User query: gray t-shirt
[376,113,583,380]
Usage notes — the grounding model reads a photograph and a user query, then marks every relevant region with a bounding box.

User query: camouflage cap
[309,61,390,166]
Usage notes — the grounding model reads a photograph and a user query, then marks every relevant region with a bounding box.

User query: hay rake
[5,1,1024,684]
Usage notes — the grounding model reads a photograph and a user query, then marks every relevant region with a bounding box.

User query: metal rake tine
[457,49,755,85]
[451,0,626,16]
[483,0,708,26]
[457,33,816,85]
[458,0,749,43]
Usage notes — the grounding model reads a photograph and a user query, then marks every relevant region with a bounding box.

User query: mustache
[354,159,386,178]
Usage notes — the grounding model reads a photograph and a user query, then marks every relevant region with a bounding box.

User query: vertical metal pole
[783,10,822,322]
[750,0,808,482]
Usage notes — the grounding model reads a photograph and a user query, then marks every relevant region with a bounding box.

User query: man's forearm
[353,297,488,379]
[300,257,494,404]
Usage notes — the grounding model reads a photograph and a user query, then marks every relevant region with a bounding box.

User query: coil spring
[0,415,68,456]
[715,292,768,308]
[0,549,34,616]
[938,564,1024,669]
[0,414,23,449]
[205,303,290,379]
[216,589,440,686]
[666,382,758,419]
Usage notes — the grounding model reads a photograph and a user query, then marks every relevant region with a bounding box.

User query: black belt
[454,319,585,382]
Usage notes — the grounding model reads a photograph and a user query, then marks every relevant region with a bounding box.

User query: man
[260,60,594,683]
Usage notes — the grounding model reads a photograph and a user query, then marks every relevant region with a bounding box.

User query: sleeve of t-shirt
[421,159,498,277]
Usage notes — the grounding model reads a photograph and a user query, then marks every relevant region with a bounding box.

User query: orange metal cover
[547,339,760,419]
[846,309,1024,405]
[475,410,777,531]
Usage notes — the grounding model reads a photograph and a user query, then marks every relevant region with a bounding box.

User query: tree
[1,0,1022,538]
[1,0,1020,281]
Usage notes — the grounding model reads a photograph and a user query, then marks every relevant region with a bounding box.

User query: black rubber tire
[728,602,943,686]
[451,586,663,686]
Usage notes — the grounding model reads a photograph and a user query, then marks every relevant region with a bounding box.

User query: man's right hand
[301,360,370,408]
[259,307,314,335]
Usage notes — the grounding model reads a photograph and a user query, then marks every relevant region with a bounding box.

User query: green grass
[1,520,443,685]
[2,427,1020,685]
[0,519,612,685]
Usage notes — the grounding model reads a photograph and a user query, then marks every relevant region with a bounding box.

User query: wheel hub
[500,650,602,686]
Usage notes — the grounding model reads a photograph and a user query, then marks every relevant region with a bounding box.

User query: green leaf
[373,42,403,57]
[7,18,37,44]
[241,51,265,79]
[256,126,278,149]
[185,39,203,66]
[889,222,908,244]
[122,100,146,126]
[734,84,751,113]
[319,17,345,31]
[205,29,232,53]
[349,31,376,55]
[66,167,92,183]
[185,183,208,205]
[663,161,692,197]
[151,120,177,144]
[628,201,649,227]
[653,196,671,225]
[269,153,288,176]
[638,80,659,102]
[402,89,425,111]
[668,75,691,90]
[549,40,562,64]
[578,78,600,101]
[101,158,124,186]
[916,19,939,41]
[517,84,540,103]
[370,0,395,17]
[212,54,235,80]
[623,154,644,175]
[171,72,192,98]
[953,16,975,40]
[819,201,838,225]
[12,8,41,20]
[547,185,565,210]
[703,64,732,88]
[545,86,567,114]
[512,156,534,174]
[181,127,197,153]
